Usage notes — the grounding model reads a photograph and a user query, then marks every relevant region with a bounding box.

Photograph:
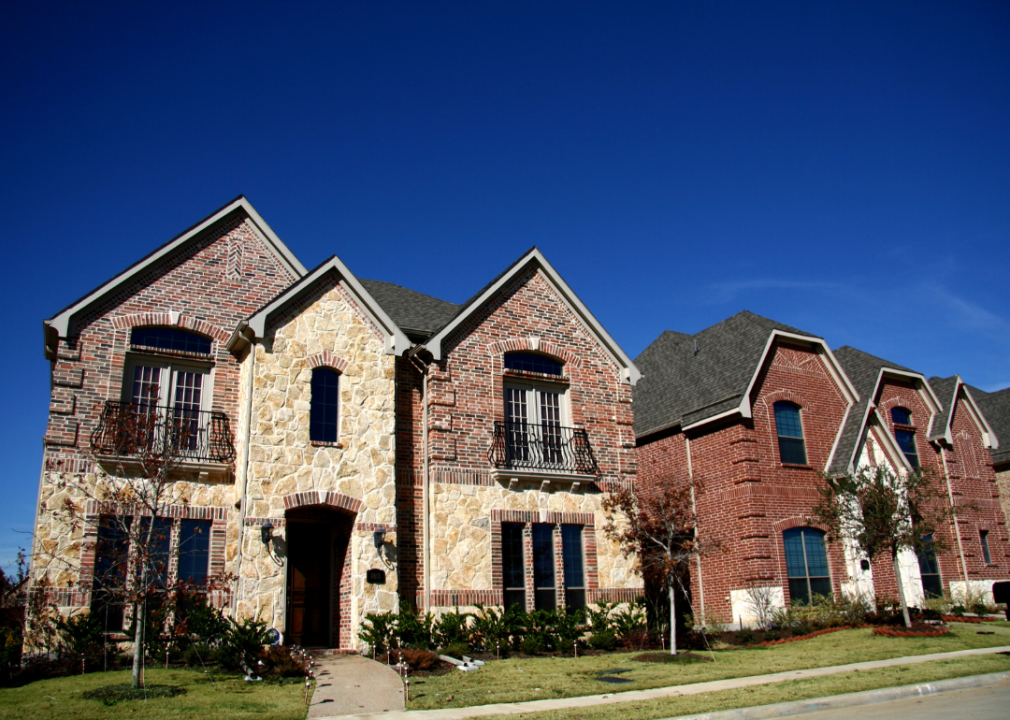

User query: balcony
[487,420,599,476]
[91,401,236,465]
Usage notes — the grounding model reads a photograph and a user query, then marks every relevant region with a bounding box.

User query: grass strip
[0,667,311,720]
[407,626,1008,709]
[470,653,1010,720]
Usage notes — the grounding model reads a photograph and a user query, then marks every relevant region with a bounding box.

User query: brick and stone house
[30,197,642,649]
[968,386,1010,533]
[634,312,1009,626]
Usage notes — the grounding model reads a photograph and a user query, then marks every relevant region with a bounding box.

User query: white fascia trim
[423,249,641,385]
[954,380,999,449]
[682,406,741,432]
[245,256,411,355]
[46,197,307,339]
[740,331,860,419]
[877,367,943,444]
[870,407,914,472]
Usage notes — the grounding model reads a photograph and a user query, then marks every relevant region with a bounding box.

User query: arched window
[890,407,919,468]
[783,527,831,604]
[774,402,807,465]
[131,327,212,355]
[504,352,563,376]
[310,368,340,443]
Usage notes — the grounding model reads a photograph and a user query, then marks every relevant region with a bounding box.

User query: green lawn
[0,668,311,720]
[472,653,1010,720]
[407,625,1010,710]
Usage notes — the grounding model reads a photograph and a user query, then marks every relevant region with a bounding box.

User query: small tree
[603,478,710,655]
[46,402,198,688]
[811,465,954,628]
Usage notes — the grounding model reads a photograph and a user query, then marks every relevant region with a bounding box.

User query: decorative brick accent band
[490,509,595,525]
[771,516,829,533]
[43,454,92,473]
[587,587,644,603]
[111,312,231,344]
[432,468,495,486]
[307,351,349,373]
[42,587,92,608]
[430,589,502,607]
[283,490,361,514]
[354,522,395,532]
[244,517,286,527]
[84,500,228,521]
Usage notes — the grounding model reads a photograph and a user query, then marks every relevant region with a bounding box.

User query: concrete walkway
[308,654,406,718]
[312,644,1010,720]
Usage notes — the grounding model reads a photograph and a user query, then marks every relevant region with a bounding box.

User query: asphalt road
[783,684,1010,720]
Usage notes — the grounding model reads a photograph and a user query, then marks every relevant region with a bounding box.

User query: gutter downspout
[685,435,706,626]
[939,443,970,590]
[232,330,257,613]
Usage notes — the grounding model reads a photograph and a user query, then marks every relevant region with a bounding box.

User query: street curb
[659,670,1010,720]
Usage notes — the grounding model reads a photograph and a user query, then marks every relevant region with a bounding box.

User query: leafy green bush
[519,635,543,655]
[588,631,616,651]
[433,607,471,649]
[438,642,469,659]
[358,610,397,653]
[396,601,434,649]
[736,628,756,644]
[54,611,103,661]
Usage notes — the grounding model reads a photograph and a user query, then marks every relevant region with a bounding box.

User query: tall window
[310,368,340,443]
[890,407,919,468]
[774,402,807,465]
[178,519,212,585]
[499,522,588,611]
[501,523,526,610]
[92,517,131,632]
[561,525,586,610]
[980,530,992,565]
[503,353,567,467]
[532,524,556,611]
[783,527,831,604]
[917,534,942,598]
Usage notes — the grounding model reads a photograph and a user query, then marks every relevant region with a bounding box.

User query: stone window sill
[310,441,344,448]
[781,463,813,470]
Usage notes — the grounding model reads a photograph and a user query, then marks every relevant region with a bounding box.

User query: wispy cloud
[707,278,853,305]
[923,284,1010,338]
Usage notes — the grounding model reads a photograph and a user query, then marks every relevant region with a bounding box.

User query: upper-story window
[774,402,807,465]
[131,327,212,355]
[890,407,919,468]
[503,352,568,467]
[310,367,340,443]
[504,352,563,376]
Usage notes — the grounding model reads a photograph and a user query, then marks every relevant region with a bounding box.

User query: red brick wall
[43,213,298,469]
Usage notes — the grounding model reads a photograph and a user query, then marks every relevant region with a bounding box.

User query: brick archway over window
[307,351,349,373]
[760,389,809,412]
[111,312,231,345]
[283,490,361,514]
[491,338,582,368]
[772,516,830,534]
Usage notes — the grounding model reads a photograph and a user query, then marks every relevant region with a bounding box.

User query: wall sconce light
[373,529,385,549]
[261,522,273,546]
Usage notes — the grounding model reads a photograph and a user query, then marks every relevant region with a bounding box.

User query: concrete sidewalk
[312,644,1010,720]
[308,654,406,718]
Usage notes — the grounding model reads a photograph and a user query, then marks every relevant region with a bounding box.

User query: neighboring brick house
[634,312,860,626]
[969,386,1010,530]
[634,313,1009,626]
[30,199,642,649]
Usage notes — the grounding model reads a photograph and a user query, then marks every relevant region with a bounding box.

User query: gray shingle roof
[926,376,959,440]
[966,384,1010,466]
[829,346,922,475]
[633,311,819,438]
[357,279,459,339]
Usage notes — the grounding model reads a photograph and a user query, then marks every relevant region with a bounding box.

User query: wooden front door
[286,521,332,646]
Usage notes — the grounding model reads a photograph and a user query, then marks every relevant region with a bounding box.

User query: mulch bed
[873,624,950,637]
[941,615,991,624]
[756,625,863,646]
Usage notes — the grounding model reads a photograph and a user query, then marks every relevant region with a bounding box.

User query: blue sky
[2,2,1008,568]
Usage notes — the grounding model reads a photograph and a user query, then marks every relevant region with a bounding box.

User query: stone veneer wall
[234,281,398,646]
[414,266,641,609]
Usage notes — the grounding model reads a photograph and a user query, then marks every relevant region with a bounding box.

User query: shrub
[433,608,471,649]
[736,628,756,644]
[217,617,271,672]
[588,632,616,651]
[438,642,468,660]
[397,601,434,649]
[400,648,440,671]
[520,635,543,655]
[54,611,104,664]
[359,610,397,653]
[258,646,308,678]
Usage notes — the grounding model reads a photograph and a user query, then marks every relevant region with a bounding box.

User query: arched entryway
[283,492,360,648]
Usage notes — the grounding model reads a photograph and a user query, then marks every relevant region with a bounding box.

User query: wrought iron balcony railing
[487,420,599,475]
[91,401,236,464]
